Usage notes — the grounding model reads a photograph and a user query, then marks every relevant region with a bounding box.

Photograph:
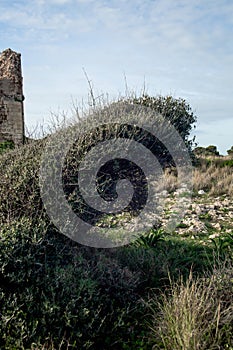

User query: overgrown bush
[0,139,46,225]
[131,94,197,159]
[0,96,196,227]
[1,95,232,349]
[0,218,149,349]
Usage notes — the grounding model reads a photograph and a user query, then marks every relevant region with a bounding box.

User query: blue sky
[0,0,232,154]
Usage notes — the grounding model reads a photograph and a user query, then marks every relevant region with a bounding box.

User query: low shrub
[0,218,150,349]
[0,140,14,154]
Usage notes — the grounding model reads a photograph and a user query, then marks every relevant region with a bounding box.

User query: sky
[0,0,232,154]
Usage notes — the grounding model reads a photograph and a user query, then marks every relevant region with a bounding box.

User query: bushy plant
[131,94,197,160]
[0,218,148,349]
[205,145,220,156]
[0,139,46,225]
[1,94,232,349]
[0,140,14,154]
[194,145,220,157]
[227,146,233,157]
[211,233,233,259]
[133,228,164,249]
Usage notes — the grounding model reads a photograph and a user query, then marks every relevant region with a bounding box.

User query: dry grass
[149,262,233,350]
[149,156,232,197]
[192,159,233,196]
[156,157,233,196]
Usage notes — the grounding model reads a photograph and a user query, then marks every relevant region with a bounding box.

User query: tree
[194,145,220,157]
[227,146,233,157]
[131,94,197,161]
[194,146,207,156]
[205,145,220,156]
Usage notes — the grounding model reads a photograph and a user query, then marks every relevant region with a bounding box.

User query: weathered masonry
[0,48,25,145]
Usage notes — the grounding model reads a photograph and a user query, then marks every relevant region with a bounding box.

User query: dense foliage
[0,98,232,349]
[227,146,233,156]
[0,140,14,155]
[131,94,197,156]
[194,145,220,157]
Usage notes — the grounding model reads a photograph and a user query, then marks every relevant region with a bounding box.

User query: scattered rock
[198,190,206,195]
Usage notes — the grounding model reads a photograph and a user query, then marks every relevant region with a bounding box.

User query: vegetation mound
[0,96,232,349]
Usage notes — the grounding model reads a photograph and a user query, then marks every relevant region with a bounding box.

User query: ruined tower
[0,48,25,145]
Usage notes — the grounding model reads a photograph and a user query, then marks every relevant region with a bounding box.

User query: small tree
[131,94,197,162]
[205,145,220,156]
[194,146,207,156]
[194,145,220,157]
[227,146,233,157]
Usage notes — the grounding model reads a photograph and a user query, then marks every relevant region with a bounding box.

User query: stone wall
[0,48,25,145]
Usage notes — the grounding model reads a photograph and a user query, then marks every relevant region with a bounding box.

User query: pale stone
[198,190,205,195]
[0,48,24,145]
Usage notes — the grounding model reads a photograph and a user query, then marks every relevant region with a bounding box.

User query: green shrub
[205,145,220,156]
[0,140,14,154]
[133,228,165,249]
[131,94,197,162]
[227,146,233,157]
[0,218,149,349]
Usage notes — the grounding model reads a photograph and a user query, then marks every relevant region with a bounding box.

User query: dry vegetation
[150,264,233,350]
[0,97,232,349]
[160,157,233,196]
[192,158,233,196]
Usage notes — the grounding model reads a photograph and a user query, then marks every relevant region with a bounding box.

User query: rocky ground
[161,191,233,242]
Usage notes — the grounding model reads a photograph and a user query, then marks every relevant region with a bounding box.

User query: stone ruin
[0,48,25,145]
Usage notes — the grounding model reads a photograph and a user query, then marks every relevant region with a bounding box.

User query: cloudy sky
[0,0,232,154]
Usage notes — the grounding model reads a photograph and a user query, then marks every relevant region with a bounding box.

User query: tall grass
[149,262,233,350]
[192,159,233,196]
[155,158,233,196]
